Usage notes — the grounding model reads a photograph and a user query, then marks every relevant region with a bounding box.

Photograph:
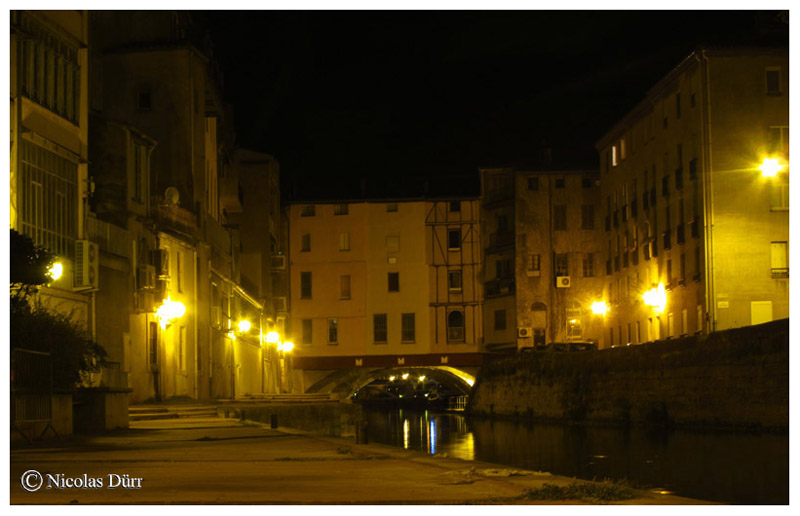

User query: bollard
[239,409,246,422]
[224,409,230,418]
[355,420,368,444]
[270,414,278,429]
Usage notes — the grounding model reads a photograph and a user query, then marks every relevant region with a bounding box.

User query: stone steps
[129,405,219,421]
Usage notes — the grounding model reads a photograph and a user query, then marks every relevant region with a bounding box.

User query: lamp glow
[401,373,409,380]
[643,283,667,313]
[418,375,426,382]
[281,341,294,352]
[47,262,63,281]
[237,320,252,333]
[156,297,186,329]
[465,378,475,387]
[388,376,396,382]
[759,158,782,178]
[591,301,609,316]
[265,331,280,344]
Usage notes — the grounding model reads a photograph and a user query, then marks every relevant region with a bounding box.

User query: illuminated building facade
[287,198,482,391]
[10,11,92,331]
[596,47,789,345]
[480,167,604,351]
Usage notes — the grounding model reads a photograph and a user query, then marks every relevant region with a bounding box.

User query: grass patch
[525,480,635,502]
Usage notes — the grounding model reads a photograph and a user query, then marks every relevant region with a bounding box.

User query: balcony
[485,277,515,297]
[85,217,130,259]
[771,268,789,279]
[487,232,514,250]
[156,205,197,236]
[447,326,465,342]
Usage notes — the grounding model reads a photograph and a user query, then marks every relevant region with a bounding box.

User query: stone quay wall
[468,319,788,431]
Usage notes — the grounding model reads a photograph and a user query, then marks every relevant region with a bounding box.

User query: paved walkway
[10,416,709,504]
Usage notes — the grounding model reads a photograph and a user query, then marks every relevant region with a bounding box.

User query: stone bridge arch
[304,366,477,399]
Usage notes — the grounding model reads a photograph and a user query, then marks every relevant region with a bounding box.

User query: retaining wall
[220,402,363,437]
[469,319,789,430]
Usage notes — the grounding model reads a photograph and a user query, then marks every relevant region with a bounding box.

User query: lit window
[611,145,618,167]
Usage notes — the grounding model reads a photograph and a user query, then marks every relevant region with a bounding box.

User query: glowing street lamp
[237,320,252,333]
[591,300,609,316]
[265,331,280,344]
[280,341,294,353]
[155,296,186,329]
[47,262,63,281]
[401,373,409,380]
[759,157,783,178]
[642,283,667,314]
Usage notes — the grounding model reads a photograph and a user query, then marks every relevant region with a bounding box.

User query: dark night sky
[192,10,788,199]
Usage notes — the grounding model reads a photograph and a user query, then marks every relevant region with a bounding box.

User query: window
[448,270,462,291]
[387,203,398,212]
[301,234,311,252]
[334,203,349,215]
[676,93,681,119]
[447,229,461,249]
[137,89,152,111]
[447,310,465,342]
[566,302,582,340]
[620,139,627,160]
[179,326,186,372]
[132,140,148,203]
[771,241,788,278]
[449,201,461,212]
[767,126,789,156]
[581,205,595,230]
[177,250,184,292]
[766,68,782,95]
[555,253,568,277]
[527,176,539,191]
[528,254,541,273]
[327,319,338,344]
[388,272,399,292]
[18,140,78,257]
[553,205,567,230]
[612,145,618,167]
[339,232,350,251]
[340,274,351,299]
[386,235,400,252]
[583,253,594,277]
[301,205,315,217]
[680,253,686,282]
[555,177,566,188]
[15,12,80,123]
[497,214,509,234]
[401,313,416,342]
[302,319,313,345]
[496,258,512,279]
[148,321,159,369]
[770,182,789,211]
[373,314,387,343]
[300,272,312,299]
[493,309,506,331]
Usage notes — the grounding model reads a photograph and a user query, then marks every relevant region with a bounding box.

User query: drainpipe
[698,49,716,333]
[193,250,198,399]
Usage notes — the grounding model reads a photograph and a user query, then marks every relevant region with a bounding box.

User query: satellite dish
[164,186,180,206]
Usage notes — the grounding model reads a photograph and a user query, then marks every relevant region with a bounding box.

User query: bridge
[291,353,486,398]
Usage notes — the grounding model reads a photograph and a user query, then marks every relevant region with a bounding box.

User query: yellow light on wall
[642,283,667,313]
[155,296,186,329]
[591,301,609,316]
[281,341,294,352]
[759,157,783,178]
[47,262,63,281]
[237,320,252,333]
[265,331,280,344]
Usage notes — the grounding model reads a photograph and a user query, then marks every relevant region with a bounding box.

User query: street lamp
[47,262,63,281]
[265,331,280,344]
[759,157,783,178]
[591,300,609,316]
[155,296,186,330]
[643,283,667,314]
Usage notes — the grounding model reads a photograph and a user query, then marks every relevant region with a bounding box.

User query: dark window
[582,177,594,188]
[581,205,595,230]
[137,90,152,111]
[555,177,566,188]
[373,314,387,343]
[447,311,465,342]
[149,321,158,367]
[583,253,594,277]
[328,319,338,344]
[300,272,312,299]
[301,234,310,252]
[528,254,541,272]
[447,229,461,249]
[497,214,509,234]
[527,176,539,190]
[554,205,567,230]
[449,201,461,212]
[401,313,416,342]
[301,205,315,217]
[555,253,569,277]
[388,272,399,292]
[387,204,398,212]
[340,275,351,300]
[494,309,506,331]
[334,203,348,215]
[302,319,312,345]
[676,93,681,119]
[766,69,781,95]
[448,270,462,291]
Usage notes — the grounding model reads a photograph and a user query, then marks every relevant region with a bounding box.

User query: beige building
[288,198,482,391]
[480,167,604,350]
[595,47,789,345]
[10,11,92,331]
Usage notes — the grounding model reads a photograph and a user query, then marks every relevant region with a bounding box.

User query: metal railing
[86,217,130,259]
[448,395,469,411]
[11,348,57,442]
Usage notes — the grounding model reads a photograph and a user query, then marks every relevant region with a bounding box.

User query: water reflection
[364,408,788,504]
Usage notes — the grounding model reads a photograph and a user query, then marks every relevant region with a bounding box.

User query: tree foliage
[9,230,107,392]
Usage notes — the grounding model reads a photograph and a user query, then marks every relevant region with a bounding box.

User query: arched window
[447,310,465,342]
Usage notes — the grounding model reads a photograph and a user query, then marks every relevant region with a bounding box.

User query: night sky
[192,10,788,199]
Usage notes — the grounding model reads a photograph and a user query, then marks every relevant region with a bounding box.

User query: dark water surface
[364,407,789,504]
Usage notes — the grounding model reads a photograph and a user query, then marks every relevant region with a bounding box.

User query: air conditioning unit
[211,306,223,329]
[74,240,99,289]
[518,327,533,338]
[271,255,286,270]
[137,265,157,290]
[273,296,287,313]
[557,276,571,288]
[135,290,155,313]
[151,248,169,277]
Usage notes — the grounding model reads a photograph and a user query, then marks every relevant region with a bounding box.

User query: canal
[364,407,789,504]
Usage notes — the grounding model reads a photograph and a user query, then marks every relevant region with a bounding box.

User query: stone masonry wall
[469,319,788,430]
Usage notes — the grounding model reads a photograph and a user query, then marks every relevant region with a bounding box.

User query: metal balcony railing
[85,217,130,259]
[771,268,789,279]
[447,326,465,342]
